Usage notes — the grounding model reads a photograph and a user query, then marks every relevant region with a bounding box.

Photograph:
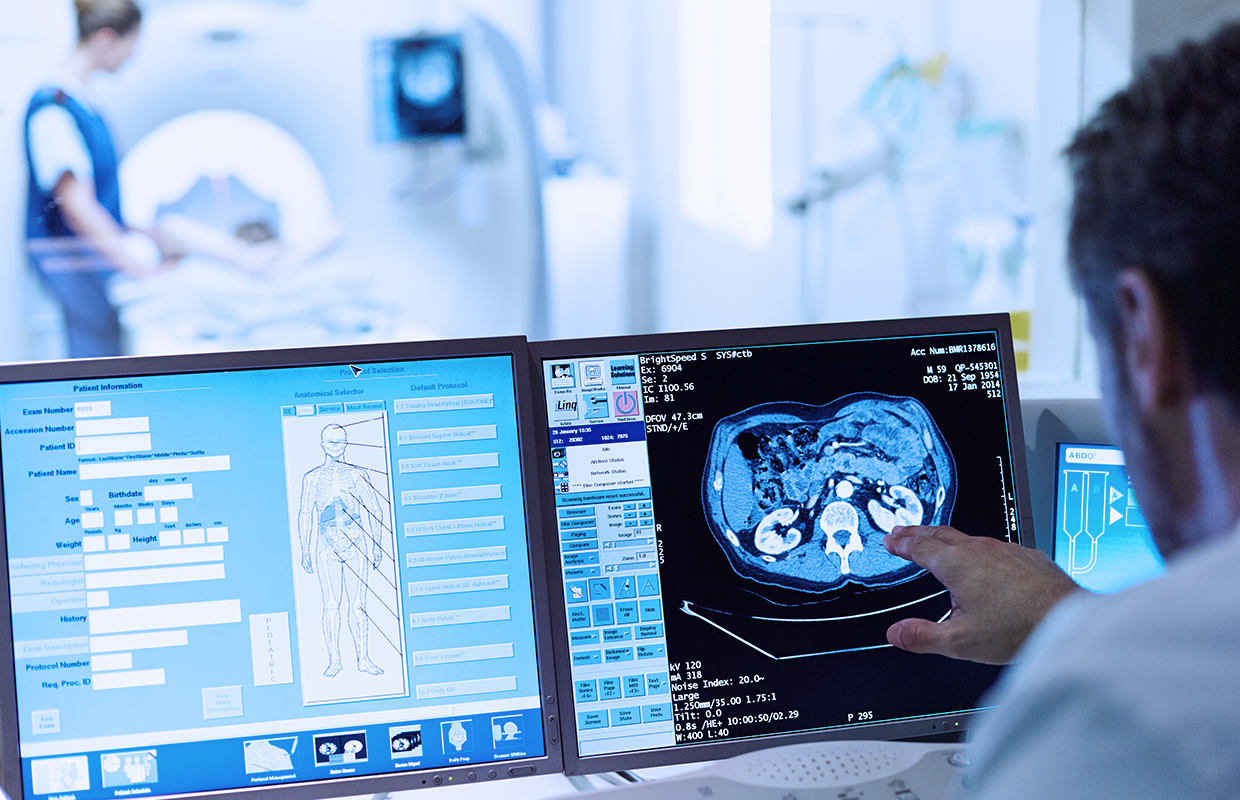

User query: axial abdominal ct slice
[702,393,956,592]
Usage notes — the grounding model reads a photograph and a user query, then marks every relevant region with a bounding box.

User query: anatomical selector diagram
[689,393,957,658]
[299,424,389,678]
[284,415,407,705]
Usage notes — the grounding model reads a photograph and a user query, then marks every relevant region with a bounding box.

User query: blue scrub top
[24,86,125,358]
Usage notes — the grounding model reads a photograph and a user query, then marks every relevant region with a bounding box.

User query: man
[25,0,149,357]
[298,424,385,677]
[882,23,1240,798]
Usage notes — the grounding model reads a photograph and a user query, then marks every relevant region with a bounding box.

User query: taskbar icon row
[25,712,537,798]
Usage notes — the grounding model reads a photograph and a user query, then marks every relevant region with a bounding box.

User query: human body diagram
[282,414,407,705]
[299,424,386,677]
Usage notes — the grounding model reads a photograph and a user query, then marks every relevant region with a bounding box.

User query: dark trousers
[32,260,122,358]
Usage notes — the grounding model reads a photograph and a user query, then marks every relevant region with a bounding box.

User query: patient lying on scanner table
[144,174,341,276]
[111,174,391,355]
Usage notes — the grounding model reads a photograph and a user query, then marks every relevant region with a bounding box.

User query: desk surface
[388,774,575,799]
[346,763,707,800]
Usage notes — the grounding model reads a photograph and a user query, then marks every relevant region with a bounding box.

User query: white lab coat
[960,523,1240,799]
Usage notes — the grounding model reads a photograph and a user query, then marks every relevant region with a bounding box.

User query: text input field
[145,484,193,502]
[75,434,152,456]
[89,630,188,653]
[75,401,110,418]
[80,455,230,481]
[76,417,149,437]
[92,669,165,690]
[85,563,225,590]
[84,546,223,572]
[90,653,132,672]
[88,599,241,635]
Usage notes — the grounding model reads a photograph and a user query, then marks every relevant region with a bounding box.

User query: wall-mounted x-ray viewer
[373,34,467,142]
[1052,443,1165,594]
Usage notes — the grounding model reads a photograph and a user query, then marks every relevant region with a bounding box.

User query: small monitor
[373,35,466,141]
[0,339,560,800]
[1052,442,1164,593]
[529,314,1033,773]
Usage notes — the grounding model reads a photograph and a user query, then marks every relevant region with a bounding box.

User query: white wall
[1024,0,1133,395]
[1134,0,1240,60]
[548,0,1046,336]
[546,0,668,334]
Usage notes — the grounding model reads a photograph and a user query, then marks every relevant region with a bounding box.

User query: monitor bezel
[0,337,563,800]
[528,314,1034,775]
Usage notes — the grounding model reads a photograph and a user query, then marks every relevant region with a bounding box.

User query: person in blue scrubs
[24,0,155,358]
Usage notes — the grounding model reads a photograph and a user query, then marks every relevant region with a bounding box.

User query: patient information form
[1,355,544,798]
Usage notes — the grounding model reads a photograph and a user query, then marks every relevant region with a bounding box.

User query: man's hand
[55,172,159,278]
[301,552,314,575]
[883,525,1080,664]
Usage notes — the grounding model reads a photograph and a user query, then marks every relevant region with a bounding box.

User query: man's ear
[86,27,119,50]
[1114,269,1188,410]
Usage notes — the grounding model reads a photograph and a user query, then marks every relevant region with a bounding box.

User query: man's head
[75,0,142,72]
[1068,23,1240,410]
[321,425,347,458]
[1067,23,1240,553]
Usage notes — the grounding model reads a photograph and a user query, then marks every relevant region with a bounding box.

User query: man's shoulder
[27,80,87,115]
[968,530,1240,797]
[1030,530,1240,679]
[26,90,73,126]
[1070,527,1240,646]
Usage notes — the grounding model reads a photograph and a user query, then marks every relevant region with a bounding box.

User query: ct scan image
[702,393,956,593]
[637,334,1014,739]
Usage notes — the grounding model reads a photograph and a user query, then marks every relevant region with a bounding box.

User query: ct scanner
[82,0,549,354]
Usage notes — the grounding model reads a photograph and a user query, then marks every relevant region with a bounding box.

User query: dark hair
[1067,22,1240,405]
[234,221,277,245]
[76,0,142,42]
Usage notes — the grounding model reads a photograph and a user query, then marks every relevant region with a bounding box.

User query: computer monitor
[372,35,467,142]
[1052,442,1165,593]
[529,314,1033,774]
[0,338,561,800]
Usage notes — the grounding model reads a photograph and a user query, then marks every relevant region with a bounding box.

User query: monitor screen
[1052,442,1164,593]
[373,35,466,142]
[0,339,560,800]
[529,314,1033,773]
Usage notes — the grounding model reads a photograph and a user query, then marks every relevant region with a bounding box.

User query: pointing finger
[883,525,970,568]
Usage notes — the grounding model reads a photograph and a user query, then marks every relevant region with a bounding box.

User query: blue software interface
[1053,443,1164,593]
[1,355,544,800]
